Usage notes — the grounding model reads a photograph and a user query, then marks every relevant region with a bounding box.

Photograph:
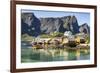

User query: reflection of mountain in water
[21,46,90,62]
[21,13,90,36]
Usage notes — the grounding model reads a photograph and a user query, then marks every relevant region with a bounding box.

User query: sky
[21,9,90,26]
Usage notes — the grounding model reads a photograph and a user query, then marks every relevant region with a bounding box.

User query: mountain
[21,13,89,36]
[79,23,90,34]
[21,13,41,36]
[40,16,79,34]
[40,17,65,34]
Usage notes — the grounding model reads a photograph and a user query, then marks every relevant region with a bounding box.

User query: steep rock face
[40,16,79,34]
[79,23,90,34]
[21,13,89,36]
[21,13,41,36]
[40,18,65,34]
[61,16,79,34]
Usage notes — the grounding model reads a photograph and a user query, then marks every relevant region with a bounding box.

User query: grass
[86,36,90,44]
[21,34,35,41]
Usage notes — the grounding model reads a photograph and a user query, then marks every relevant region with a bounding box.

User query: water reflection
[21,44,90,62]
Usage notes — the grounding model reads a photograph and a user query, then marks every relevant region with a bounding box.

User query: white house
[64,31,72,37]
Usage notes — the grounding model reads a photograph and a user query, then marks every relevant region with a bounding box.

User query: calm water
[21,42,90,63]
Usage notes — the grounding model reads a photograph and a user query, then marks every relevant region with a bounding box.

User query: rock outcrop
[21,13,41,36]
[79,23,90,34]
[21,13,89,36]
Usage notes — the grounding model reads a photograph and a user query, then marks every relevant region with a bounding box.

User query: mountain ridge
[21,13,90,36]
